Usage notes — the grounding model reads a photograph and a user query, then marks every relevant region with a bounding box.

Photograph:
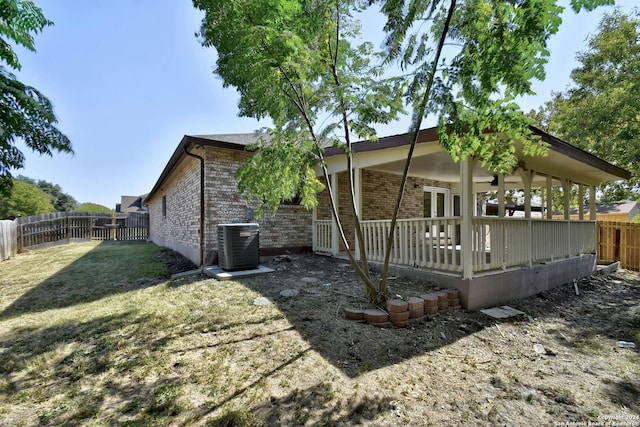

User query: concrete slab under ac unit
[204,265,274,281]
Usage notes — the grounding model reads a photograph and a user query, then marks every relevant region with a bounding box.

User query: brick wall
[362,170,426,220]
[148,145,312,265]
[147,157,201,263]
[202,147,313,262]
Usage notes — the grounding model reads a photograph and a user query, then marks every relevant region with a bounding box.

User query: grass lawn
[0,241,638,426]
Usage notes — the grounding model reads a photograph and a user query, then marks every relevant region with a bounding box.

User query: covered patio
[311,127,630,309]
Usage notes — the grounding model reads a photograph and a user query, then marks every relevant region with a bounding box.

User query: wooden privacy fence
[16,212,149,252]
[597,221,640,271]
[0,220,17,261]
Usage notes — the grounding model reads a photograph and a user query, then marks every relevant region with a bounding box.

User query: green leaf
[0,1,70,195]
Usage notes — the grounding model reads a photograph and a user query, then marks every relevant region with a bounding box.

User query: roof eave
[144,135,252,205]
[529,126,631,181]
[323,127,440,157]
[144,136,192,205]
[322,125,631,182]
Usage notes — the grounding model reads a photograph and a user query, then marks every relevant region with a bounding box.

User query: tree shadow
[0,311,186,425]
[235,255,640,382]
[235,255,499,378]
[507,271,640,356]
[206,381,394,426]
[603,378,640,414]
[0,241,169,319]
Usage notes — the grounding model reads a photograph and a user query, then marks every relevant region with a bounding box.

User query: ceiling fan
[489,175,520,186]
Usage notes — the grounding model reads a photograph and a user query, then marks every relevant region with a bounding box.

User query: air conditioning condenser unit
[217,223,259,271]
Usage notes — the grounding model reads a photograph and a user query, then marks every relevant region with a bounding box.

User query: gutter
[183,144,205,269]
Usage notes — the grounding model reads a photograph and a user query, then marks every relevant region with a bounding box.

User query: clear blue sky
[12,0,636,209]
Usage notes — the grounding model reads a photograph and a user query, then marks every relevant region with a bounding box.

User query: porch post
[578,184,584,220]
[330,173,339,255]
[546,176,553,219]
[589,185,597,221]
[561,179,572,220]
[519,169,535,219]
[498,174,505,218]
[461,158,474,279]
[354,168,362,261]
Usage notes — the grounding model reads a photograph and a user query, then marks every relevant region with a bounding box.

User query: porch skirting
[368,254,597,311]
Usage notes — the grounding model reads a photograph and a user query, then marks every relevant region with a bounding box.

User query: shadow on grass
[0,241,169,319]
[206,382,394,426]
[177,326,295,353]
[603,378,640,414]
[0,311,185,425]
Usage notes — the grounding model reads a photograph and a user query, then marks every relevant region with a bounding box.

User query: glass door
[424,186,450,235]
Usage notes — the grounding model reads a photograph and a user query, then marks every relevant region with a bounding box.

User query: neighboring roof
[485,202,543,215]
[145,133,266,204]
[486,201,542,209]
[119,194,148,213]
[569,201,638,215]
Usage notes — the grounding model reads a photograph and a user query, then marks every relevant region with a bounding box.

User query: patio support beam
[589,185,597,220]
[498,174,505,218]
[323,142,443,175]
[578,184,584,220]
[546,176,553,219]
[561,179,572,220]
[460,158,475,279]
[330,173,339,255]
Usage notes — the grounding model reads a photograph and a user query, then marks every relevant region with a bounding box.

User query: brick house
[146,126,629,309]
[144,133,312,266]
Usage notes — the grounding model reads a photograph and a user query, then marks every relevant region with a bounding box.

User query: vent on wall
[217,223,259,271]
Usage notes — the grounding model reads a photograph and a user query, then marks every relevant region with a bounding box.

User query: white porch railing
[361,218,462,272]
[472,218,596,272]
[312,217,596,275]
[313,220,333,254]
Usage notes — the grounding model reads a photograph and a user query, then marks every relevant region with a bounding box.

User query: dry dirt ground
[215,253,640,426]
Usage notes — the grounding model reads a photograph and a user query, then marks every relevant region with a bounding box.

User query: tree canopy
[0,179,53,219]
[17,175,77,211]
[534,9,640,202]
[0,0,72,195]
